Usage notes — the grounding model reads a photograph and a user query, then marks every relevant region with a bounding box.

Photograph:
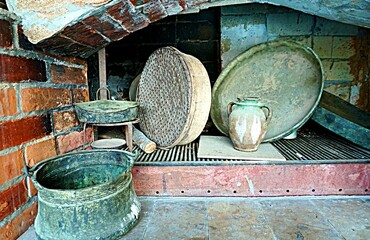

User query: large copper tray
[211,40,324,142]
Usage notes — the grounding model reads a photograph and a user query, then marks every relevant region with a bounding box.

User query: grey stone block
[314,17,359,36]
[221,15,267,67]
[267,12,314,37]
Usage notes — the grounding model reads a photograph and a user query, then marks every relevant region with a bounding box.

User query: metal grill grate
[271,128,370,161]
[133,126,370,166]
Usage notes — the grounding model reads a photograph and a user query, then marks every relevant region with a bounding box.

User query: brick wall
[0,10,93,239]
[221,4,370,112]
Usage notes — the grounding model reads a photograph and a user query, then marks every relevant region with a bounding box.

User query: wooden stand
[83,119,139,152]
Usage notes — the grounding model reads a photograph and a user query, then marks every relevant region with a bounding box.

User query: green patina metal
[211,40,324,142]
[74,99,138,124]
[312,91,370,150]
[29,149,141,240]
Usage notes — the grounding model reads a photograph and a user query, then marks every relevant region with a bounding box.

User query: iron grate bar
[133,126,370,165]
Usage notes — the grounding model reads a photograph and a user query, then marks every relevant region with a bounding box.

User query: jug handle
[261,105,272,127]
[227,102,234,116]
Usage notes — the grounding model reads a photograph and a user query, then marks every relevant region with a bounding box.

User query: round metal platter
[211,40,324,142]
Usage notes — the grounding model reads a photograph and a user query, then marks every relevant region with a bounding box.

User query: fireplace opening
[1,2,370,238]
[86,3,370,164]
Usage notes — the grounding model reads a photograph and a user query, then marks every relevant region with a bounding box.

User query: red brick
[0,150,24,185]
[53,110,79,133]
[0,87,18,117]
[37,35,95,57]
[0,201,37,240]
[73,88,90,103]
[0,179,28,221]
[143,2,167,23]
[0,115,51,151]
[62,22,108,48]
[21,88,71,112]
[17,25,37,51]
[50,64,87,85]
[0,54,46,83]
[0,19,13,48]
[83,14,130,41]
[56,128,93,154]
[107,1,149,32]
[24,138,56,167]
[50,54,87,67]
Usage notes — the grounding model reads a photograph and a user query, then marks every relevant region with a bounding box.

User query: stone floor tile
[17,196,370,240]
[120,198,157,240]
[143,199,208,240]
[18,225,36,240]
[311,198,370,240]
[259,198,343,239]
[207,200,275,240]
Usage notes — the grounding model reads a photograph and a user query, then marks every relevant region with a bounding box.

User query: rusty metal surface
[132,164,369,197]
[211,40,324,142]
[311,91,370,149]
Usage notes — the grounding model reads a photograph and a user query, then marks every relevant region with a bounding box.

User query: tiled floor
[19,196,370,240]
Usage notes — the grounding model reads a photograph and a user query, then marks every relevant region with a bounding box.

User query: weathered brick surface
[313,36,333,58]
[325,82,351,101]
[143,1,167,22]
[221,3,270,15]
[0,54,46,83]
[18,25,37,51]
[108,1,149,32]
[57,128,93,154]
[314,18,359,36]
[221,15,267,67]
[277,36,312,47]
[62,22,108,48]
[83,14,130,41]
[177,21,216,41]
[53,110,79,133]
[50,64,87,85]
[0,179,28,221]
[0,201,37,240]
[73,88,90,103]
[0,115,51,151]
[0,150,24,185]
[348,33,370,112]
[25,138,56,167]
[267,12,313,36]
[37,35,94,57]
[21,88,71,112]
[322,60,354,81]
[0,87,18,117]
[178,41,218,62]
[219,3,366,111]
[0,19,13,48]
[162,0,184,15]
[332,37,355,59]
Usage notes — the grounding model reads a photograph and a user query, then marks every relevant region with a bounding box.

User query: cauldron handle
[123,150,139,169]
[96,87,111,100]
[26,158,50,177]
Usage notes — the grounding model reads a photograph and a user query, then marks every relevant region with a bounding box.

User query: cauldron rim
[28,149,138,197]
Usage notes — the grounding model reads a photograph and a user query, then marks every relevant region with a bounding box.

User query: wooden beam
[98,48,107,100]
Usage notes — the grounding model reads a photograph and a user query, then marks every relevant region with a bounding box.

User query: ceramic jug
[228,97,272,152]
